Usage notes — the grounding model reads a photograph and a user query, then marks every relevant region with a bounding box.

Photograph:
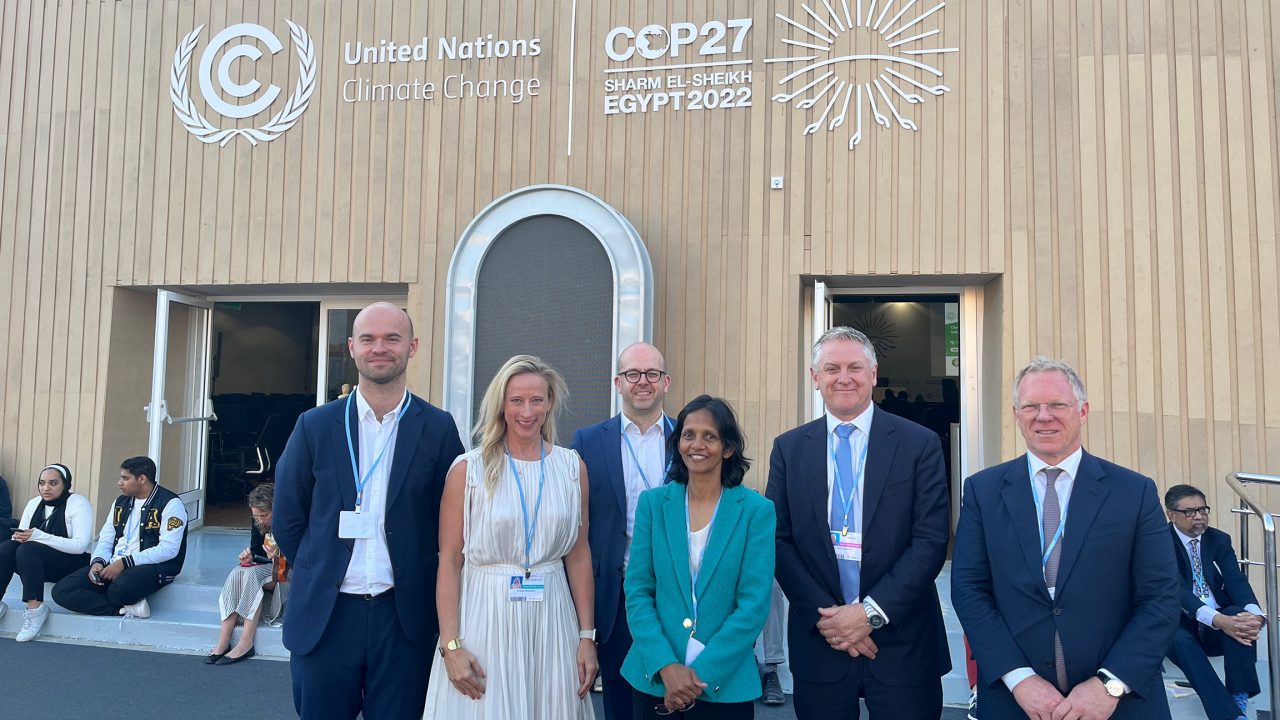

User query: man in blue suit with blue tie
[952,357,1179,720]
[1164,483,1262,720]
[274,303,465,720]
[572,341,674,720]
[767,327,951,718]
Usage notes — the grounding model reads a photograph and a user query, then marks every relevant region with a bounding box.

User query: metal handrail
[1225,471,1280,715]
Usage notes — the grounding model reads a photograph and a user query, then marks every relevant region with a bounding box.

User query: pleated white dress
[423,445,595,720]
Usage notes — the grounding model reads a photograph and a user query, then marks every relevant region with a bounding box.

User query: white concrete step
[1,527,286,658]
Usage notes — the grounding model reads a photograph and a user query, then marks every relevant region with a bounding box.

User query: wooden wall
[0,0,1276,523]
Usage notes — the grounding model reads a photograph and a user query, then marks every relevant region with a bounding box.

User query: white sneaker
[120,598,151,619]
[16,605,50,642]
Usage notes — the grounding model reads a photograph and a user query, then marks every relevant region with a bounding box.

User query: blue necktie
[830,423,860,603]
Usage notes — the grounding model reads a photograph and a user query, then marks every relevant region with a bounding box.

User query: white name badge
[831,531,863,562]
[508,574,545,602]
[685,636,706,665]
[338,510,376,539]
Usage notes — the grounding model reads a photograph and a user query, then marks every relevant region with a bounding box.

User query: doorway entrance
[810,279,991,538]
[145,293,406,529]
[203,302,318,527]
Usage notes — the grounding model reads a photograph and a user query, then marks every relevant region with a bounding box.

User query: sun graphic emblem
[765,0,955,149]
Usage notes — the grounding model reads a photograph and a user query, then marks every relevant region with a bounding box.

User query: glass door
[147,290,215,527]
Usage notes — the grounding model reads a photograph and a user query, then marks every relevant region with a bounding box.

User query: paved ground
[0,640,973,719]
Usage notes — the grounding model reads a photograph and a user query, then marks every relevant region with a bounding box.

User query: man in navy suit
[572,341,673,720]
[274,303,464,720]
[766,326,951,719]
[1164,483,1262,720]
[952,357,1179,720]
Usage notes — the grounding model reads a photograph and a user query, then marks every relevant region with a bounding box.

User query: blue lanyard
[507,442,547,577]
[829,427,870,536]
[1028,459,1068,570]
[621,416,674,489]
[344,389,410,511]
[685,488,723,637]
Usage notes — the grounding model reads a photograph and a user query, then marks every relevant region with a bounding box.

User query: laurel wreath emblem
[170,20,316,146]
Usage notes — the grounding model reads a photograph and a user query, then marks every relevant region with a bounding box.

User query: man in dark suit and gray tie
[572,342,674,720]
[952,357,1179,720]
[1164,483,1263,720]
[767,326,951,718]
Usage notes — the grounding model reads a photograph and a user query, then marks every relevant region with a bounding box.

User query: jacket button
[1053,607,1062,616]
[714,686,721,693]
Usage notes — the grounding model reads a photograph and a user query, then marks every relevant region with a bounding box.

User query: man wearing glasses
[1164,484,1263,720]
[572,342,673,720]
[952,357,1178,720]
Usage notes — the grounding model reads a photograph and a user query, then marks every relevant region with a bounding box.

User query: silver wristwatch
[862,600,886,629]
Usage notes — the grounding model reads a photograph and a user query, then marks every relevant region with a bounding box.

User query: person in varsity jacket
[52,456,188,618]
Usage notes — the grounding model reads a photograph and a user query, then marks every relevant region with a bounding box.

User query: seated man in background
[52,456,188,618]
[1165,484,1263,720]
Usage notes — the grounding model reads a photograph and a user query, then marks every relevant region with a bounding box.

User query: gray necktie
[1041,467,1068,691]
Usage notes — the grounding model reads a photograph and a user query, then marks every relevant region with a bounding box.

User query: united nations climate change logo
[170,21,316,147]
[765,0,954,150]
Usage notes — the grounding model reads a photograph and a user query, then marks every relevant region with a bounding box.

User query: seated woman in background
[0,463,94,642]
[207,483,287,665]
[623,396,775,719]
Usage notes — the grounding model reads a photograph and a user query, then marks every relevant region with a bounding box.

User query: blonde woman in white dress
[425,355,598,719]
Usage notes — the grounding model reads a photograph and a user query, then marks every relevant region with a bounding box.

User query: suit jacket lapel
[861,408,898,531]
[604,415,627,517]
[332,399,360,511]
[1054,452,1107,594]
[662,488,693,612]
[385,397,423,508]
[801,420,843,601]
[694,487,744,597]
[1000,460,1050,602]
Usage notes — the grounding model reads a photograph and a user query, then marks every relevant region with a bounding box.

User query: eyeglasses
[618,369,666,384]
[654,701,696,716]
[1017,402,1074,417]
[1173,506,1211,518]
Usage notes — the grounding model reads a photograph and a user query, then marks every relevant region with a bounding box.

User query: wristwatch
[578,628,597,642]
[1096,672,1126,698]
[862,600,886,629]
[438,637,463,657]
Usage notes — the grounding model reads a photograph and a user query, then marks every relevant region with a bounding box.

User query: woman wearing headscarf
[0,463,94,642]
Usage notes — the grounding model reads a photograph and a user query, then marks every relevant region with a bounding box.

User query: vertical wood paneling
[0,0,1275,507]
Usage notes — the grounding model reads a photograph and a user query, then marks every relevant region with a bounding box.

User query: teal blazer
[621,482,776,703]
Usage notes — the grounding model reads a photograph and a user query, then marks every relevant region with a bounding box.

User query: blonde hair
[472,355,569,494]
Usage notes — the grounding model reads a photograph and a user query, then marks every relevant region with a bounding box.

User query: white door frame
[807,280,987,483]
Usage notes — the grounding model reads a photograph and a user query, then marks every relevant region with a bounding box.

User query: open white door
[146,291,215,527]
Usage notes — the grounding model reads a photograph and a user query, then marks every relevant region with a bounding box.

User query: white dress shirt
[824,406,888,621]
[1173,525,1264,627]
[1002,448,1131,693]
[340,388,408,595]
[620,413,668,567]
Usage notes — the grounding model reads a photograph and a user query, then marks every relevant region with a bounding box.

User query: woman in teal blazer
[622,395,776,719]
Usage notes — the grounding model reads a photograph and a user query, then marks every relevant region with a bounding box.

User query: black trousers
[1167,616,1260,720]
[599,589,635,720]
[51,563,163,615]
[632,691,754,719]
[291,590,434,720]
[0,540,87,602]
[793,659,942,720]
